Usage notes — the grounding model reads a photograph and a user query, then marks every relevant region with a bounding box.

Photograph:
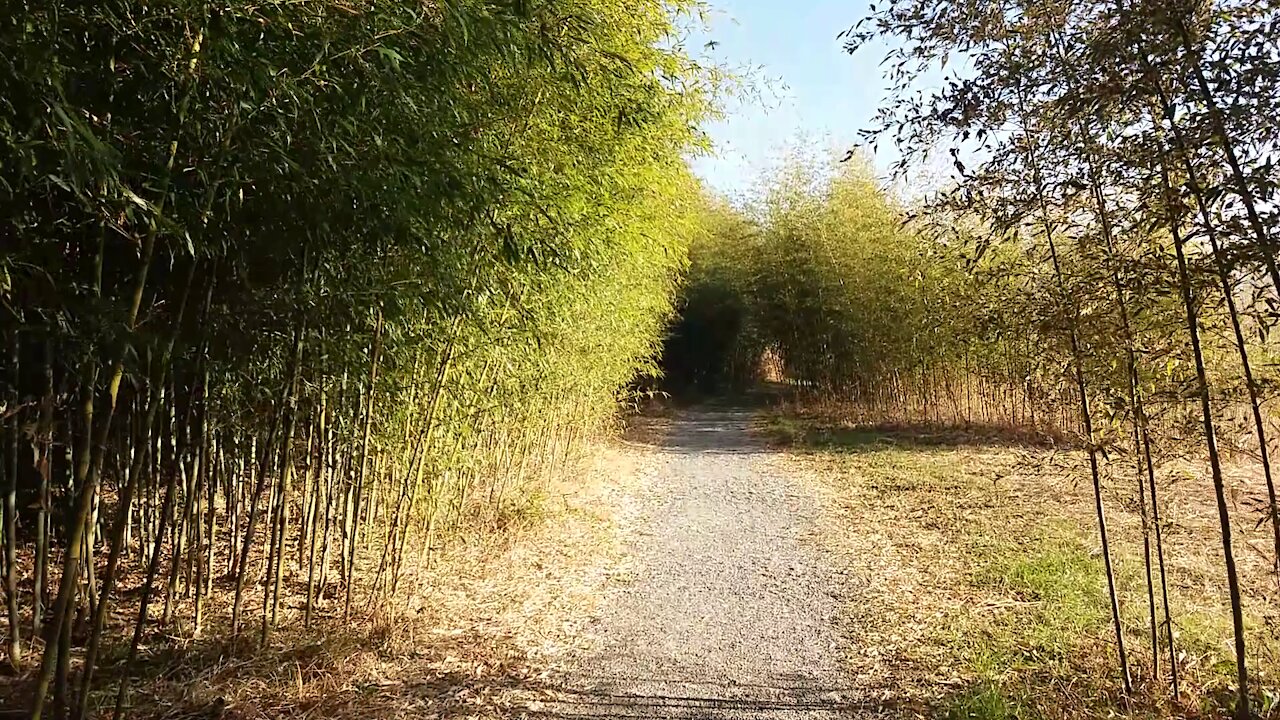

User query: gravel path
[527,405,859,719]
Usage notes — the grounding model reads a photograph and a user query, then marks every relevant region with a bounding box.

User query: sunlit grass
[944,682,1037,720]
[778,410,1280,718]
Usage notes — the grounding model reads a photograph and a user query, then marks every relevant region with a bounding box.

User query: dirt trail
[525,405,860,718]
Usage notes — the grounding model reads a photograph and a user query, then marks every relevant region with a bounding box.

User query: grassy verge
[765,410,1280,719]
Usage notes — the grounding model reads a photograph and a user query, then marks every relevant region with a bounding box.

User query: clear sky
[688,0,898,198]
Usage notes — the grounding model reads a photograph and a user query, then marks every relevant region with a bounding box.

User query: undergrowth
[772,410,1280,719]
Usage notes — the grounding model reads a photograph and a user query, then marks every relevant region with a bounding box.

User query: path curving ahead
[527,405,860,719]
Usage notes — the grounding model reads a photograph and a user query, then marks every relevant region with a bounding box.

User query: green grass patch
[757,408,923,451]
[944,682,1038,720]
[971,533,1109,667]
[759,413,811,446]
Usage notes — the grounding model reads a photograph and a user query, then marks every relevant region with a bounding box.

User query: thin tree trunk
[265,349,302,644]
[231,324,302,637]
[344,310,382,619]
[33,341,54,641]
[304,390,328,627]
[110,433,179,720]
[1076,133,1164,683]
[1018,89,1132,693]
[1159,145,1250,720]
[4,327,20,672]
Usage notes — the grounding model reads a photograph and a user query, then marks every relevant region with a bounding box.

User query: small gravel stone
[530,405,856,718]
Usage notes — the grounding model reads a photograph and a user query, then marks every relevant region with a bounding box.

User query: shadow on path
[520,671,914,717]
[779,422,1067,454]
[624,402,767,456]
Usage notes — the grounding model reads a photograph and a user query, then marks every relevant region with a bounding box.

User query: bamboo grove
[0,0,716,715]
[665,156,1073,431]
[840,0,1279,715]
[662,0,1280,714]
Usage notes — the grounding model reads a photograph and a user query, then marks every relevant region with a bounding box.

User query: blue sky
[688,0,898,197]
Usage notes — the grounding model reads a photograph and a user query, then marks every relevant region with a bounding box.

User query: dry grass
[0,438,659,720]
[769,412,1280,719]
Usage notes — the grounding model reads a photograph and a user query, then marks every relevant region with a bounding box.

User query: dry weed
[783,425,1280,718]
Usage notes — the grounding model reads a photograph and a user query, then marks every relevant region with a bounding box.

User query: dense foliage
[667,156,1070,429]
[0,0,715,715]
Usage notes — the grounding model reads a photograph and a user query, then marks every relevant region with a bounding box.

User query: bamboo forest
[3,0,1280,718]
